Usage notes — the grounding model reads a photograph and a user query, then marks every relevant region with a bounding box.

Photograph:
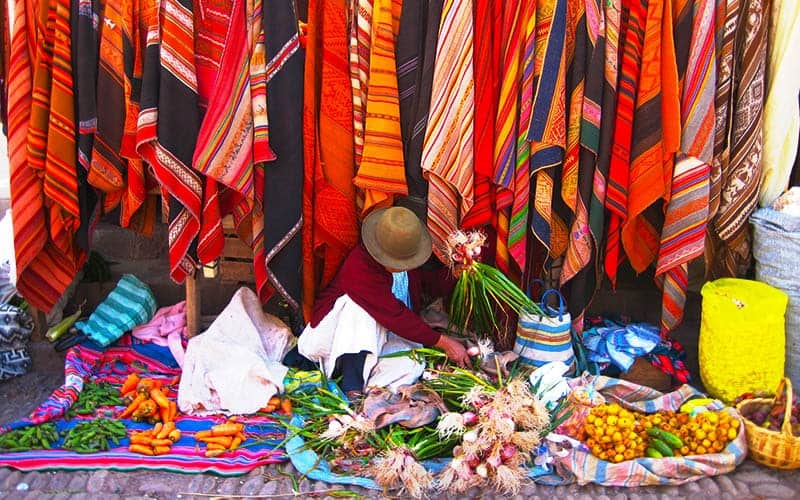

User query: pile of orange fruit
[581,403,741,463]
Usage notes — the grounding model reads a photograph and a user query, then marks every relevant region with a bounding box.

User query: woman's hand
[434,335,471,368]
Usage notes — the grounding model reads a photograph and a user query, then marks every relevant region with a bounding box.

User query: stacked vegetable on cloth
[194,419,246,457]
[117,373,178,423]
[129,422,182,456]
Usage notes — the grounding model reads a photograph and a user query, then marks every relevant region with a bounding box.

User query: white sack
[178,287,294,415]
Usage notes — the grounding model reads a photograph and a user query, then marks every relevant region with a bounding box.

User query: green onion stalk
[445,230,544,349]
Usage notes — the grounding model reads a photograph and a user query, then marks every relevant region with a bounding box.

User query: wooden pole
[185,271,201,337]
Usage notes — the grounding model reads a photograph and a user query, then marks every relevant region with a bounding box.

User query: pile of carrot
[128,421,181,456]
[258,396,292,414]
[195,419,246,458]
[117,373,178,424]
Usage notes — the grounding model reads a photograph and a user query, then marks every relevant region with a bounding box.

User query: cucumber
[645,447,663,458]
[647,427,684,449]
[649,438,674,457]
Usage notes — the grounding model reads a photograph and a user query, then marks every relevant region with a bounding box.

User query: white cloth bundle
[178,287,294,415]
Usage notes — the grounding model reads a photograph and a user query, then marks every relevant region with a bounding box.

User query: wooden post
[185,272,201,337]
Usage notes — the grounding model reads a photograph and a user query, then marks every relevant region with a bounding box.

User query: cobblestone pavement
[1,343,799,499]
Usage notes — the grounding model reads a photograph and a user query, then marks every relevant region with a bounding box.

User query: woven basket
[735,377,800,469]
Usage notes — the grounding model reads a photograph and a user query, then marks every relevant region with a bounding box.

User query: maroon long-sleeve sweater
[310,244,452,346]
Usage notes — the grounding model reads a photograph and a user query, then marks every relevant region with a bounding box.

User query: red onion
[500,443,517,462]
[462,411,479,426]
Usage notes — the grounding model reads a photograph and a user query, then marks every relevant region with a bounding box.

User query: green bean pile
[67,381,124,418]
[0,423,59,452]
[61,419,126,453]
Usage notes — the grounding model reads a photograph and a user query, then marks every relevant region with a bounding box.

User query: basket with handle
[735,377,800,469]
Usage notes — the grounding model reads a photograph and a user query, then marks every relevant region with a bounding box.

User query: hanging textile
[8,0,81,312]
[567,0,621,331]
[193,0,263,271]
[482,2,522,274]
[352,0,408,216]
[561,0,603,288]
[71,0,101,252]
[528,0,569,262]
[260,0,305,311]
[604,0,646,287]
[136,0,203,283]
[507,0,536,274]
[396,0,443,220]
[620,0,679,274]
[350,0,371,169]
[90,0,131,217]
[560,0,592,286]
[708,0,738,224]
[705,0,739,275]
[709,0,769,277]
[759,0,800,206]
[0,0,8,132]
[28,0,82,259]
[302,0,359,321]
[421,0,475,262]
[490,0,523,273]
[459,0,499,231]
[656,0,716,333]
[247,0,270,296]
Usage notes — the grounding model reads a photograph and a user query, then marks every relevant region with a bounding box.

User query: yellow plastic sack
[699,278,788,404]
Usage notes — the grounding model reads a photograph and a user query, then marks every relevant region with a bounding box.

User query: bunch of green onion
[446,230,544,347]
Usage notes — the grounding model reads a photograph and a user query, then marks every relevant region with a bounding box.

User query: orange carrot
[194,430,212,440]
[169,401,178,422]
[120,373,140,395]
[206,443,227,451]
[160,404,170,424]
[150,438,173,447]
[129,444,155,455]
[230,435,243,451]
[259,404,278,413]
[168,429,182,442]
[235,431,246,441]
[153,422,163,435]
[130,434,154,445]
[150,387,170,410]
[210,423,244,436]
[268,396,281,407]
[205,449,225,458]
[153,445,171,455]
[118,393,147,419]
[198,436,232,447]
[157,422,175,440]
[280,399,293,415]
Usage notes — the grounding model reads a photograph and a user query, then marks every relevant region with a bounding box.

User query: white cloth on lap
[178,287,294,415]
[298,294,424,392]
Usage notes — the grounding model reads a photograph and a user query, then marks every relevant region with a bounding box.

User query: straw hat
[361,206,432,271]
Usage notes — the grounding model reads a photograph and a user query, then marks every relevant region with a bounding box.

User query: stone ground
[1,342,799,499]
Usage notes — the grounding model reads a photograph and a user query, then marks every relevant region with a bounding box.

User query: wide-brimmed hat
[362,206,432,271]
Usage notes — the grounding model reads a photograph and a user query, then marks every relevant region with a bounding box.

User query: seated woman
[297,206,470,399]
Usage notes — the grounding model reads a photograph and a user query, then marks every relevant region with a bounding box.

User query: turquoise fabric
[76,274,157,347]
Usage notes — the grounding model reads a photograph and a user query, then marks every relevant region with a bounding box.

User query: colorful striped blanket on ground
[0,338,286,475]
